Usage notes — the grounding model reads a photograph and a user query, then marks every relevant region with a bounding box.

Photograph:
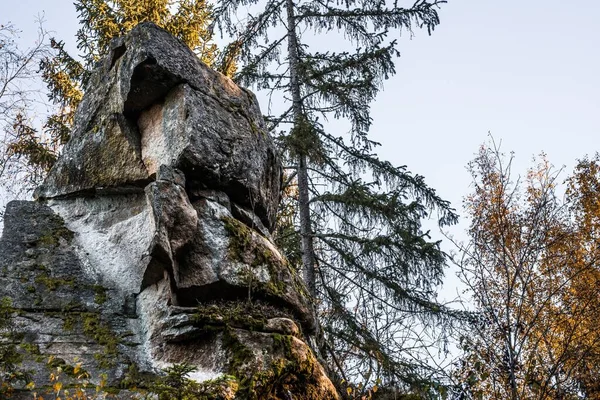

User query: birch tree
[451,142,600,400]
[0,21,49,218]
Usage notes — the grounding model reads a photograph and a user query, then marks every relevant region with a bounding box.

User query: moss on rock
[221,216,300,300]
[61,311,121,369]
[193,301,272,332]
[220,327,339,400]
[34,273,75,291]
[36,214,75,247]
[93,285,108,305]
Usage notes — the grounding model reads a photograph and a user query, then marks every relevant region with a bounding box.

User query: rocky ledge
[0,22,338,399]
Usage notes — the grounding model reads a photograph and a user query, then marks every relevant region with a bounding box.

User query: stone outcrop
[0,23,338,399]
[35,21,280,232]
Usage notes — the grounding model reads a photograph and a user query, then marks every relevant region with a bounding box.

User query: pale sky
[2,0,599,299]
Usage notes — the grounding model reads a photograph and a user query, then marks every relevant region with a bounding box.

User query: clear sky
[2,0,599,298]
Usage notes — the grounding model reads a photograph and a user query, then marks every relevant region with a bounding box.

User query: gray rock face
[1,23,338,399]
[0,201,140,388]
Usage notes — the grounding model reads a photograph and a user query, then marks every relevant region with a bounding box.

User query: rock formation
[0,22,338,399]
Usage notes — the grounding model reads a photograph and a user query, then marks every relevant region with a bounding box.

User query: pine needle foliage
[213,0,460,395]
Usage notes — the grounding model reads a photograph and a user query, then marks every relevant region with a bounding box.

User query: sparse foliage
[0,21,50,214]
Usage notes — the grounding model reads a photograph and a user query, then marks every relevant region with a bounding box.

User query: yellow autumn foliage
[455,143,600,399]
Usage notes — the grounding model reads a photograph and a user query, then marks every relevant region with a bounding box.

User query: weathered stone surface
[1,22,338,400]
[35,22,281,231]
[41,173,314,327]
[265,318,301,337]
[221,328,339,399]
[175,198,315,328]
[0,201,141,390]
[136,294,337,399]
[47,192,155,295]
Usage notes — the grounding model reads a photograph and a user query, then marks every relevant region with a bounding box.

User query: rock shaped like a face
[35,22,281,231]
[1,23,337,399]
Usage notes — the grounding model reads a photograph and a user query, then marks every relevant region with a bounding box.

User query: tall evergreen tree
[8,0,218,180]
[214,0,460,395]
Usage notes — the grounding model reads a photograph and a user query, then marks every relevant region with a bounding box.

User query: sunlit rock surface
[0,22,338,399]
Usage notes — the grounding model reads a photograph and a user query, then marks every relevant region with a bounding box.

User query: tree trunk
[298,154,316,296]
[285,0,317,298]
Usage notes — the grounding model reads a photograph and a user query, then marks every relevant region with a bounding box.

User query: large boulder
[35,22,281,231]
[1,23,338,400]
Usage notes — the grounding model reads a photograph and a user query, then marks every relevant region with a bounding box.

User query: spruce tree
[214,0,460,395]
[9,0,217,179]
